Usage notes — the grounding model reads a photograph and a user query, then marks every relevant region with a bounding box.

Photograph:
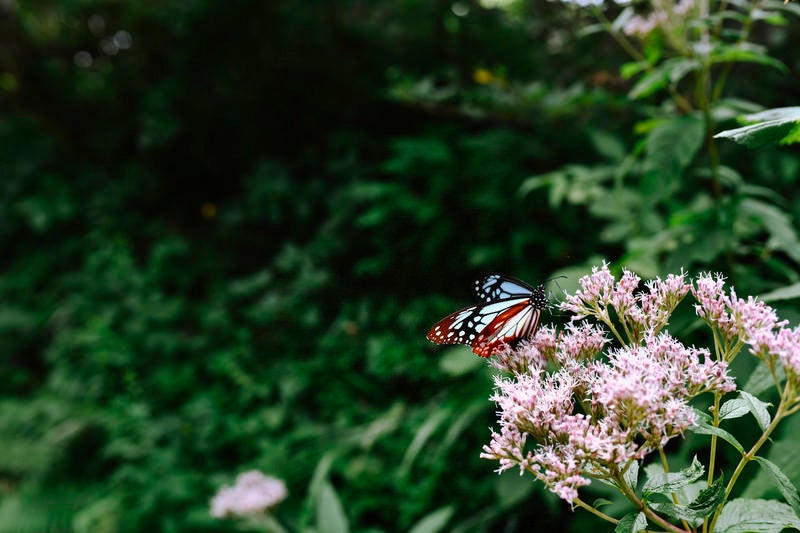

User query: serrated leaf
[740,391,772,431]
[643,457,704,496]
[615,511,647,533]
[408,506,454,533]
[743,430,800,505]
[753,456,800,519]
[691,412,745,455]
[649,475,724,524]
[623,460,640,491]
[719,398,750,420]
[690,475,726,513]
[715,499,800,532]
[316,480,350,533]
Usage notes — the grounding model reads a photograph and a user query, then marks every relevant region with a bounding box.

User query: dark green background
[2,1,800,531]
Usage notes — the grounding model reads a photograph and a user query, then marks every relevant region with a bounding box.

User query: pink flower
[561,264,691,343]
[210,471,288,518]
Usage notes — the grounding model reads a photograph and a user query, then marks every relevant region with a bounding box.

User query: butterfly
[427,274,548,357]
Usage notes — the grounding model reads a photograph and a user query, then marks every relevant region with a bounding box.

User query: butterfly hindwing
[426,297,532,348]
[472,302,541,357]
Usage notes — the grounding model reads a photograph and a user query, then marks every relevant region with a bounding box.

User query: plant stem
[708,403,787,531]
[573,497,620,525]
[707,392,722,487]
[659,447,692,532]
[615,472,690,533]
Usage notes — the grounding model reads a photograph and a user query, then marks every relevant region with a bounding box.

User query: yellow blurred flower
[473,68,493,85]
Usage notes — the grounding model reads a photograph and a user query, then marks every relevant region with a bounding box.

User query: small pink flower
[210,471,288,518]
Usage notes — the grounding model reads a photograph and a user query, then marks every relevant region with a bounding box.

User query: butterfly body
[427,274,547,357]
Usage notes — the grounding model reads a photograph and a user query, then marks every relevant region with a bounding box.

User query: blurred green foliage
[1,0,799,531]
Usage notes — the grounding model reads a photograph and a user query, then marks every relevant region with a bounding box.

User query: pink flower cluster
[693,273,800,381]
[482,266,752,504]
[562,263,689,343]
[482,332,733,503]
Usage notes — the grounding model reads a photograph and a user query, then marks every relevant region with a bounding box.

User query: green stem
[573,497,619,525]
[708,404,787,532]
[614,472,690,533]
[659,447,692,532]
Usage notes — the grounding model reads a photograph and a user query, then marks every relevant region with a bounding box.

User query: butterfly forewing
[474,274,536,303]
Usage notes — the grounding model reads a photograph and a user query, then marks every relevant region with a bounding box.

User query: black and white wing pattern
[473,274,538,303]
[428,275,548,358]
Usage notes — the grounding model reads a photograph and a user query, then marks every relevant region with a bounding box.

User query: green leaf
[628,58,700,100]
[316,480,350,533]
[620,61,648,80]
[642,457,704,496]
[719,398,750,421]
[743,362,782,396]
[628,69,669,100]
[615,511,647,533]
[400,408,450,475]
[753,456,800,519]
[644,114,705,181]
[715,499,800,532]
[740,198,800,264]
[649,475,724,524]
[587,129,627,162]
[611,6,635,32]
[739,391,772,432]
[623,460,640,491]
[690,475,726,513]
[691,410,745,455]
[408,506,454,533]
[438,346,483,376]
[593,498,614,508]
[780,123,800,145]
[715,106,800,147]
[495,471,535,508]
[709,43,788,73]
[760,282,800,303]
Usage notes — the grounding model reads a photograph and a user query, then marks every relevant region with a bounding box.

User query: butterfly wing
[471,301,542,357]
[427,297,537,357]
[474,274,536,303]
[428,298,529,346]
